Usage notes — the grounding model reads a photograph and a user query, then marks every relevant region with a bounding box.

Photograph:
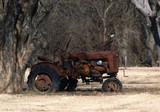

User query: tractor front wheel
[102,78,122,92]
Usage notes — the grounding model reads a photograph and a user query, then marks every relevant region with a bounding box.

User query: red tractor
[27,51,122,93]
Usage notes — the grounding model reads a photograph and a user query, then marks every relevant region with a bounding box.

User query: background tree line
[0,0,159,93]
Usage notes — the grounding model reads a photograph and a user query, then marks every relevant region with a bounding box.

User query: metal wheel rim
[34,74,52,92]
[106,81,119,92]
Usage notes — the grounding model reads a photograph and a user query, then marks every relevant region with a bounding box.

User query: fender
[31,62,62,77]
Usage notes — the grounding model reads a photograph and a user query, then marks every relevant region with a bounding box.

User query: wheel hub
[35,74,52,92]
[107,82,118,92]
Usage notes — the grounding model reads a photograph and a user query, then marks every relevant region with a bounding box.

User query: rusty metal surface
[31,62,63,76]
[71,51,117,60]
[31,51,119,81]
[28,50,122,93]
[71,51,119,74]
[107,82,118,92]
[35,74,52,91]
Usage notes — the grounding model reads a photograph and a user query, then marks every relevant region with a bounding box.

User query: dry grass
[1,67,160,112]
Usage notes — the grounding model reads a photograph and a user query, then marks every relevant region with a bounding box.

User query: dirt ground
[0,67,160,112]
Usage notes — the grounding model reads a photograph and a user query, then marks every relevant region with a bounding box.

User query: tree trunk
[0,0,25,93]
[156,17,160,66]
[0,0,40,93]
[131,0,160,66]
[0,0,56,93]
[150,17,160,66]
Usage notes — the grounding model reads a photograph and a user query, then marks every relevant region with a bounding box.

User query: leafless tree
[131,0,160,66]
[0,0,159,93]
[0,0,55,93]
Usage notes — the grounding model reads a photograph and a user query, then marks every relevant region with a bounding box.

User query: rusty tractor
[27,51,122,93]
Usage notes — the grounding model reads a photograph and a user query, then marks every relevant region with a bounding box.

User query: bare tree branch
[131,0,154,17]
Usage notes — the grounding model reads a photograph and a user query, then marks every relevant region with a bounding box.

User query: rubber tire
[102,78,122,92]
[27,66,60,93]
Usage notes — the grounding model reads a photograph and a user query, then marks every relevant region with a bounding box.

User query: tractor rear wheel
[27,66,60,93]
[102,78,122,92]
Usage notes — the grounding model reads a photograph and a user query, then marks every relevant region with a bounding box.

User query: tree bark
[0,0,43,93]
[149,17,160,66]
[131,0,154,16]
[131,0,160,66]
